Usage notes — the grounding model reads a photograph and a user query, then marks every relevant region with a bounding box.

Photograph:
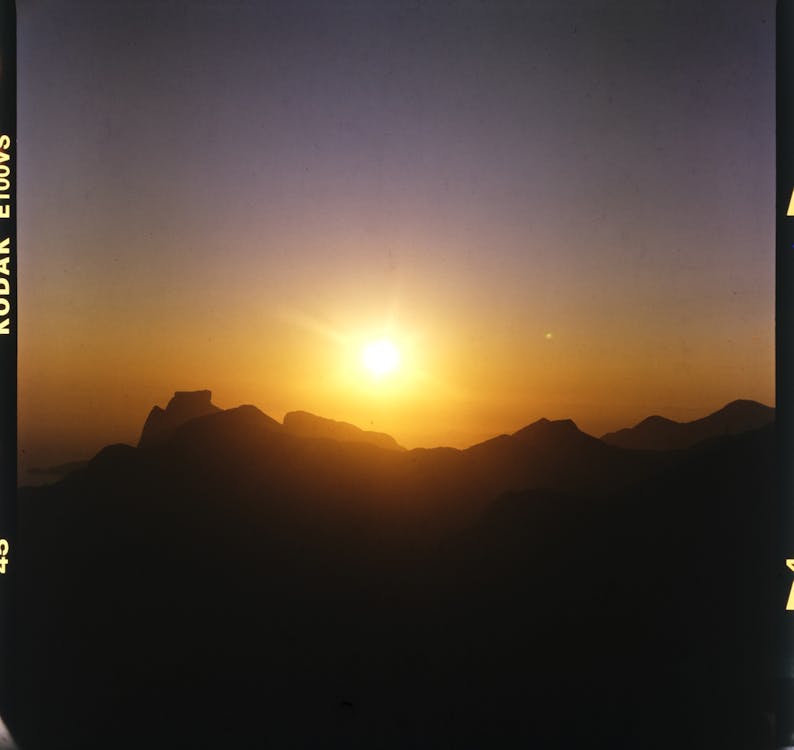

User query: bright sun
[362,339,401,376]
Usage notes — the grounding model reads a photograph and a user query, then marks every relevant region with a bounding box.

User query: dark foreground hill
[11,395,778,749]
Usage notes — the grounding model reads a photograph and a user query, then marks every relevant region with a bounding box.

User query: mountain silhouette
[138,391,406,456]
[464,417,669,500]
[12,392,778,750]
[283,410,404,451]
[512,416,593,444]
[600,398,774,450]
[138,389,222,448]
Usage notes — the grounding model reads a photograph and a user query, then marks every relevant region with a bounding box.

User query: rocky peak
[138,390,222,448]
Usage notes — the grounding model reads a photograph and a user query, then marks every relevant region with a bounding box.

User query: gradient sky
[17,0,775,471]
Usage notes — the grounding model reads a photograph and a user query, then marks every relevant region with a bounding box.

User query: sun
[362,339,401,376]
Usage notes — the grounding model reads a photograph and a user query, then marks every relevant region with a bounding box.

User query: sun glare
[362,339,401,376]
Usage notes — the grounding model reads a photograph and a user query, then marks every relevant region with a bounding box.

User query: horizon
[21,390,776,478]
[17,0,775,476]
[131,389,779,447]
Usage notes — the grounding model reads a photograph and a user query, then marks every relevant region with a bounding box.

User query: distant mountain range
[12,391,778,749]
[600,399,774,450]
[28,394,775,484]
[136,391,772,456]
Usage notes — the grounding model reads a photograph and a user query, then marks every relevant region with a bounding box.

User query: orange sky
[17,0,775,474]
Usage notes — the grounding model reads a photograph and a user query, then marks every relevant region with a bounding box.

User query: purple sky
[17,0,775,470]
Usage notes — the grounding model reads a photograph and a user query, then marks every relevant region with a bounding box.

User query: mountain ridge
[600,398,774,451]
[25,394,774,488]
[283,409,404,451]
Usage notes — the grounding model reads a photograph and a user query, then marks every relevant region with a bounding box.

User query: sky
[17,0,775,471]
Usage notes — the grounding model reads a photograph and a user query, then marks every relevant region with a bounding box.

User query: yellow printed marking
[787,560,794,610]
[0,539,7,575]
[787,189,794,216]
